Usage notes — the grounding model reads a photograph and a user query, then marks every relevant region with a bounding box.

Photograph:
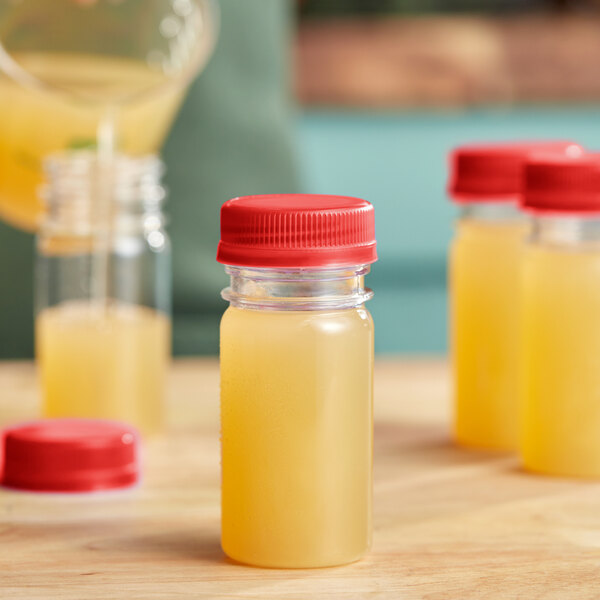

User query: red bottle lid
[216,194,377,268]
[448,141,583,201]
[522,153,600,214]
[2,419,140,493]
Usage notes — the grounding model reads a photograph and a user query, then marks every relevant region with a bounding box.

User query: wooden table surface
[2,359,600,599]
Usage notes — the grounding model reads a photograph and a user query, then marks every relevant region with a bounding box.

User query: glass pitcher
[0,0,217,230]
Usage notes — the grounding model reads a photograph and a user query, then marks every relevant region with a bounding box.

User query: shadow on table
[372,421,593,524]
[0,519,224,564]
[83,525,225,565]
[374,420,517,473]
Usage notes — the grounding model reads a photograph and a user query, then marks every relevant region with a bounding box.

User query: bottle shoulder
[221,305,373,334]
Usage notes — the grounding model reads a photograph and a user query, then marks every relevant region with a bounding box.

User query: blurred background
[296,0,600,354]
[3,0,600,357]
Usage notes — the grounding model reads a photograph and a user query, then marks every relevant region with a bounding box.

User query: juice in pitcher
[0,0,217,230]
[0,53,184,230]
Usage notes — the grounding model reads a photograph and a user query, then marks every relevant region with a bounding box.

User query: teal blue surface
[297,108,600,354]
[1,107,600,357]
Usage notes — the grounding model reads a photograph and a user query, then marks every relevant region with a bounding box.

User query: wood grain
[2,359,600,599]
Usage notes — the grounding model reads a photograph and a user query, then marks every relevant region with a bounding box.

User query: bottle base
[522,460,600,480]
[222,543,368,569]
[454,433,517,453]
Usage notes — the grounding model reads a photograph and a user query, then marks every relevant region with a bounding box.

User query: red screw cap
[216,194,377,268]
[448,141,583,201]
[522,153,600,214]
[2,419,140,493]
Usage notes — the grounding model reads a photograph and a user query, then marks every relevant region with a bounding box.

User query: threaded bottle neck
[221,265,373,311]
[41,152,166,236]
[530,214,600,247]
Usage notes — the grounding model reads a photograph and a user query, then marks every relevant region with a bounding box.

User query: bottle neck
[222,266,373,311]
[530,214,600,247]
[459,200,522,222]
[41,152,166,238]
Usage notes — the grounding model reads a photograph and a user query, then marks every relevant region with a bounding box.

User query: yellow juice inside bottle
[220,306,373,568]
[0,52,184,230]
[450,216,528,450]
[36,300,170,436]
[522,246,600,477]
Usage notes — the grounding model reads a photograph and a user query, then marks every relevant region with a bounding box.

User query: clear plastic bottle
[36,152,171,436]
[217,194,377,568]
[521,153,600,478]
[448,142,581,451]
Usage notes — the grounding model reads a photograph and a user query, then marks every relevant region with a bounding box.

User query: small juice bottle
[217,194,377,568]
[35,153,171,436]
[448,142,581,451]
[521,153,600,478]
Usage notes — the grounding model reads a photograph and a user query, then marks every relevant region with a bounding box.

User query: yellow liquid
[0,52,184,230]
[37,301,170,436]
[522,246,600,478]
[450,217,528,451]
[220,306,373,568]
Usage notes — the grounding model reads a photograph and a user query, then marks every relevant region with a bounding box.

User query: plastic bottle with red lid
[520,151,600,477]
[447,141,582,452]
[217,194,376,568]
